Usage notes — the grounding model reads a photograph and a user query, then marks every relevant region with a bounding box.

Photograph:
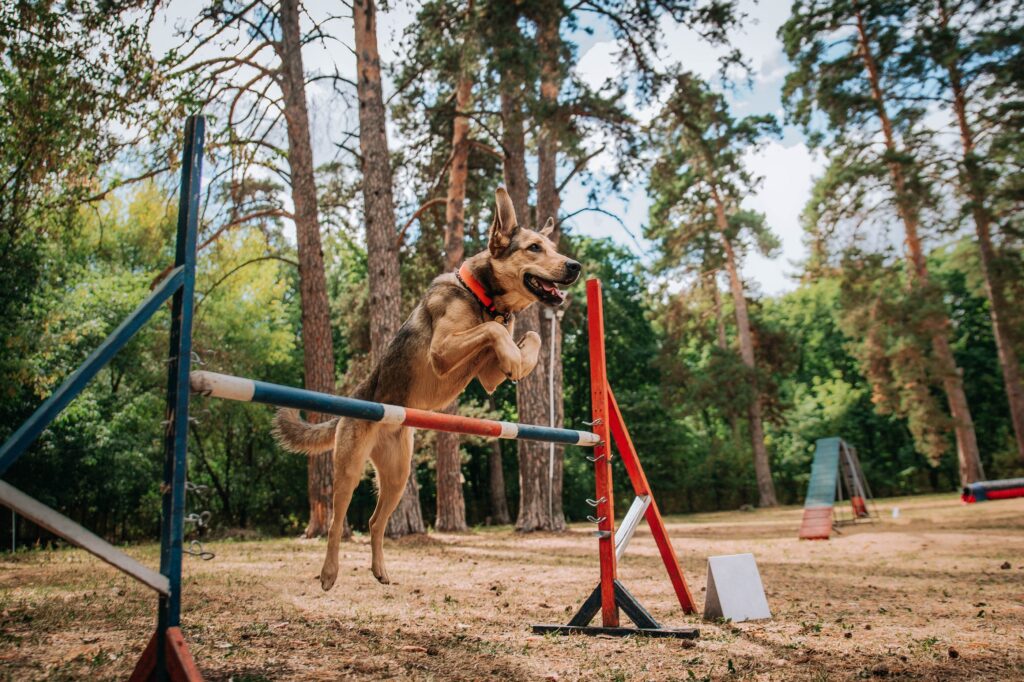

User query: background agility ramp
[962,477,1024,503]
[799,438,875,540]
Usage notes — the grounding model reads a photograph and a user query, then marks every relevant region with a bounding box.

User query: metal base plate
[531,624,699,639]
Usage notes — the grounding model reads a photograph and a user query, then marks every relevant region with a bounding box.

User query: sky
[568,1,824,296]
[150,1,820,296]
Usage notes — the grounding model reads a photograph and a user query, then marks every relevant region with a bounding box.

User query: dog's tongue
[541,280,565,301]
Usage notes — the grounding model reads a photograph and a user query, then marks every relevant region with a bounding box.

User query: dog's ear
[489,187,519,255]
[540,217,555,237]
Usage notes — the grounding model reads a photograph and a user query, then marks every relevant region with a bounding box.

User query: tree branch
[470,139,504,160]
[82,165,171,204]
[150,208,294,289]
[197,255,299,309]
[395,197,447,248]
[557,145,606,194]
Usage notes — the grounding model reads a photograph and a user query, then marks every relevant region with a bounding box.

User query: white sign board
[703,553,772,623]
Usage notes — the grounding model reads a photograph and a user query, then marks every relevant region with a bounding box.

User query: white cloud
[576,41,619,91]
[741,141,825,295]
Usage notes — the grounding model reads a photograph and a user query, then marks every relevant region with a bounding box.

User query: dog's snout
[565,260,581,275]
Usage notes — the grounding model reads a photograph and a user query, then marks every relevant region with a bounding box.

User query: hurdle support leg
[532,278,699,639]
[129,627,202,682]
[132,115,205,681]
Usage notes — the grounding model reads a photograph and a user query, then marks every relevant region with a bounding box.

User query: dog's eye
[527,243,542,253]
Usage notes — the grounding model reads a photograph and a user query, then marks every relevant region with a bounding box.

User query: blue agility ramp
[799,438,874,539]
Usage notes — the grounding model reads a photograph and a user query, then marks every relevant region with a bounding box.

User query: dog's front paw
[513,331,541,378]
[320,562,338,591]
[517,331,541,351]
[497,351,522,382]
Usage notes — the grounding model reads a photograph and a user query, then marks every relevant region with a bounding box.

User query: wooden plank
[159,114,205,632]
[0,481,169,595]
[798,507,833,540]
[613,580,661,629]
[128,627,203,681]
[607,389,697,614]
[566,584,602,627]
[586,278,619,627]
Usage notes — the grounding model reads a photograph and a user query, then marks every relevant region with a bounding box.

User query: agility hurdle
[1,115,699,680]
[188,279,699,640]
[530,279,698,639]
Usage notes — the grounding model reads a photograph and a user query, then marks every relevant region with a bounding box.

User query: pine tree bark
[277,0,335,537]
[487,397,512,524]
[855,10,985,484]
[499,64,563,531]
[939,3,1024,463]
[354,0,425,534]
[532,9,567,530]
[714,195,778,507]
[708,271,741,441]
[434,71,473,533]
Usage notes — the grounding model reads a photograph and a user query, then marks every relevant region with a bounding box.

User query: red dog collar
[457,262,509,325]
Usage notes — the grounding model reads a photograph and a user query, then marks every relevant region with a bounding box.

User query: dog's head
[487,187,581,307]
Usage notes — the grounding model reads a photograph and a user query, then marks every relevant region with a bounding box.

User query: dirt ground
[1,493,1022,681]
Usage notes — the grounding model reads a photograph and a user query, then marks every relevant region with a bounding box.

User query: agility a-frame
[798,437,876,540]
[533,279,699,639]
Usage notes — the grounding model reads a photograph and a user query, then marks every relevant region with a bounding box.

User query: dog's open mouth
[524,274,568,305]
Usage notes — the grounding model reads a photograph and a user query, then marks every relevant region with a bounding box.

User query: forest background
[1,0,1021,546]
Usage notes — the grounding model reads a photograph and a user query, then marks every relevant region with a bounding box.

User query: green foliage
[0,1,178,248]
[3,0,1024,553]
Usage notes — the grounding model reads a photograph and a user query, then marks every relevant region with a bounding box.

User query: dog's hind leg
[320,418,376,592]
[367,426,414,584]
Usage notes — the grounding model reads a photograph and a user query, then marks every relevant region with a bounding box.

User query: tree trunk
[278,0,335,537]
[434,405,466,531]
[533,10,567,530]
[940,8,1024,463]
[499,64,562,532]
[434,70,473,532]
[354,0,425,534]
[717,214,778,507]
[487,397,512,524]
[710,273,728,352]
[855,10,985,484]
[708,271,741,441]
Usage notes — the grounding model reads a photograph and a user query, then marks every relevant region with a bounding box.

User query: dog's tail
[272,409,338,454]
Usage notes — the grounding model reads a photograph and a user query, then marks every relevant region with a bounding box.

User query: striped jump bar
[189,371,601,446]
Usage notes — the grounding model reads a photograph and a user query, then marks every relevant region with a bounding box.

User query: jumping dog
[273,187,581,590]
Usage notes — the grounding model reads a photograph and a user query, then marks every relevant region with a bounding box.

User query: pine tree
[354,0,426,536]
[647,72,781,507]
[173,0,346,535]
[782,0,986,484]
[911,0,1024,463]
[401,0,481,533]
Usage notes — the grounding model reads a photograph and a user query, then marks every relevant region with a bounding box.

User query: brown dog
[273,187,580,590]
